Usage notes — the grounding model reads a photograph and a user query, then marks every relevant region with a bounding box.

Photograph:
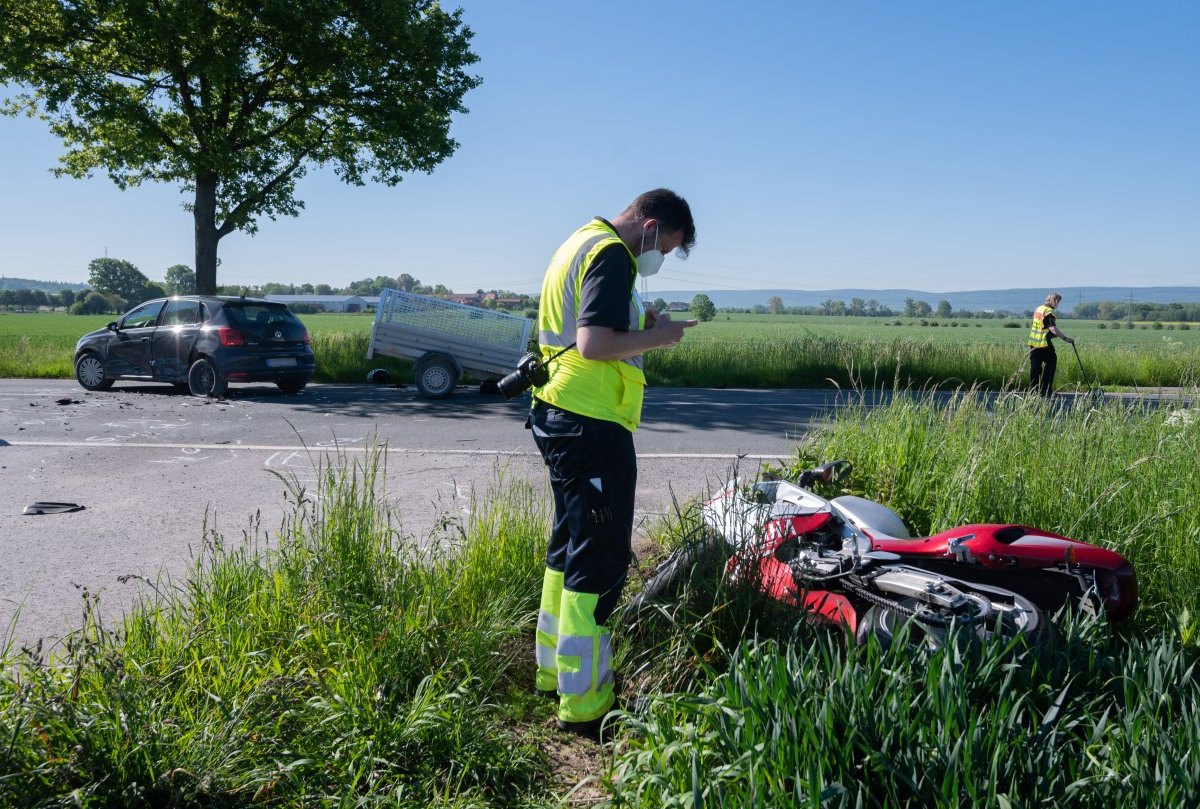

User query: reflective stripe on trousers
[535,568,563,692]
[555,588,615,722]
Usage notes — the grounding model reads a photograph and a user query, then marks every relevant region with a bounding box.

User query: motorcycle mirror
[813,460,852,483]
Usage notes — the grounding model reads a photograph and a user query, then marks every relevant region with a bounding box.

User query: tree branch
[215,147,311,238]
[150,0,204,147]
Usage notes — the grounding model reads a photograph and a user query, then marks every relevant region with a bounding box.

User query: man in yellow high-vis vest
[1027,292,1075,396]
[528,189,697,740]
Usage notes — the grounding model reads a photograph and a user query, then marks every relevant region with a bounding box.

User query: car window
[120,300,166,329]
[224,304,300,326]
[161,299,202,327]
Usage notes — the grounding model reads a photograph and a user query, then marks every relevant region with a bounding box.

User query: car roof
[152,295,282,305]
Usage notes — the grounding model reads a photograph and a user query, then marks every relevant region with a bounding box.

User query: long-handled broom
[1071,343,1104,404]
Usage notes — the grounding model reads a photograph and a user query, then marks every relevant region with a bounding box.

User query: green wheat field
[3,311,1200,389]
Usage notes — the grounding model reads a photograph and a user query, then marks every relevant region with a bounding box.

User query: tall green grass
[646,335,1200,390]
[611,623,1200,808]
[308,330,415,383]
[0,335,78,378]
[1,451,553,806]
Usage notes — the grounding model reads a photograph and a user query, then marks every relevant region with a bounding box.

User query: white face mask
[636,224,665,277]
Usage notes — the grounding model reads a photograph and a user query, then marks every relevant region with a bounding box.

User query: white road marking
[5,439,790,459]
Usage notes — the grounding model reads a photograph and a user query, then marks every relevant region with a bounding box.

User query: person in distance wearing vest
[1027,292,1075,396]
[528,189,697,740]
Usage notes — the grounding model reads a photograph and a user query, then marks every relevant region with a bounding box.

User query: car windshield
[224,303,300,327]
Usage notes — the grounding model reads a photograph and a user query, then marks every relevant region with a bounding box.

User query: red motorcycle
[630,461,1137,648]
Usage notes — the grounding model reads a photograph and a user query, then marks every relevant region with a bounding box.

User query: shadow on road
[89,381,1192,447]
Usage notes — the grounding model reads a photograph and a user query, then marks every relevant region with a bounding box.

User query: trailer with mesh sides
[366,288,534,398]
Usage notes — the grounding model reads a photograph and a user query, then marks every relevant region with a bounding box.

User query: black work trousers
[528,399,637,624]
[1029,347,1057,396]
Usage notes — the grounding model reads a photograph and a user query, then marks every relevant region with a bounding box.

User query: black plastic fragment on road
[23,502,86,515]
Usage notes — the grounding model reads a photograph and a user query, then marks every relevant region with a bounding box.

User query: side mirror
[106,322,119,332]
[812,460,852,484]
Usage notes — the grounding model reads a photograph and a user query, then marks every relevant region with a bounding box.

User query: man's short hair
[624,189,696,257]
[1045,292,1063,307]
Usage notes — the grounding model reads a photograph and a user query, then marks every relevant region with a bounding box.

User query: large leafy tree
[1,0,481,294]
[690,293,717,322]
[88,257,149,303]
[163,263,196,295]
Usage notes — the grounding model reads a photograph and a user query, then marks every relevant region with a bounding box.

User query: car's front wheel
[75,353,114,391]
[187,357,228,398]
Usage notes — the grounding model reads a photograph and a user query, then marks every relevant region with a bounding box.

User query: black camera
[497,352,550,398]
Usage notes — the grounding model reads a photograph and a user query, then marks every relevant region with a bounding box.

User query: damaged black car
[74,296,315,396]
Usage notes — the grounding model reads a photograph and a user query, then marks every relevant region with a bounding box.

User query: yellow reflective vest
[1028,305,1056,349]
[533,219,647,431]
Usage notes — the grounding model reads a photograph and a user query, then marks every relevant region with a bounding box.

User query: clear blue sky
[1,1,1196,295]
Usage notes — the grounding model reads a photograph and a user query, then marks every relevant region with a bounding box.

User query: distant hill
[0,277,89,293]
[651,286,1200,315]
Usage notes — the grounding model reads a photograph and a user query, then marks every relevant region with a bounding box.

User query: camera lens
[497,368,530,399]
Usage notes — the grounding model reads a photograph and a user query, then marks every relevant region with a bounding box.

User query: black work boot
[556,715,612,743]
[556,698,623,743]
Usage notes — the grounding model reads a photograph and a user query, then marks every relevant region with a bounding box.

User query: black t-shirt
[576,223,634,331]
[1044,311,1057,342]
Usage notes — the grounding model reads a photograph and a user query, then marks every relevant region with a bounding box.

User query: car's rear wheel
[187,357,228,398]
[275,377,309,394]
[75,353,114,391]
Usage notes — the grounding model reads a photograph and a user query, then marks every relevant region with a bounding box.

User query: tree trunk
[194,173,221,295]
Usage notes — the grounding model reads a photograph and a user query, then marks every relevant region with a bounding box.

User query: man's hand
[577,315,697,361]
[648,311,696,348]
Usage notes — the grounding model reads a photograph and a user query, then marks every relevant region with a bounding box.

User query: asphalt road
[1,379,863,649]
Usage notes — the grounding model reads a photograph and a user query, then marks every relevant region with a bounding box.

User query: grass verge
[1,451,554,806]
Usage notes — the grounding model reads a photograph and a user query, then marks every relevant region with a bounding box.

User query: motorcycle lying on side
[628,461,1137,649]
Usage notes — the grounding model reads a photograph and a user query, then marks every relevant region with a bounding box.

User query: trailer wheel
[415,355,458,398]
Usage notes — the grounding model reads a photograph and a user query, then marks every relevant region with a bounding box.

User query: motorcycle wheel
[856,587,1046,652]
[623,531,726,620]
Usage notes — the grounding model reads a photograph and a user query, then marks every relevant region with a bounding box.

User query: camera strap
[543,342,576,362]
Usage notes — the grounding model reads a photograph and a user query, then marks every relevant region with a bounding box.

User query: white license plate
[266,357,297,368]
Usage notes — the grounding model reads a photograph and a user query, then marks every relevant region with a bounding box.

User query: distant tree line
[0,287,76,311]
[1072,301,1200,323]
[0,259,541,315]
[249,274,538,313]
[725,296,1022,320]
[6,266,1199,324]
[725,296,1200,323]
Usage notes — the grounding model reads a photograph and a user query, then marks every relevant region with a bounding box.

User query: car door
[151,299,204,381]
[106,300,167,377]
